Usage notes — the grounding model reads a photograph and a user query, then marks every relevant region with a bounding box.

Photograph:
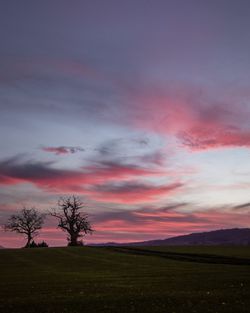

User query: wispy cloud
[0,156,166,195]
[88,181,183,204]
[123,84,250,150]
[90,205,250,243]
[42,146,85,155]
[232,202,250,211]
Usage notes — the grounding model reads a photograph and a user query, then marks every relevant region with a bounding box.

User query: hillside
[134,228,250,246]
[0,246,250,313]
[92,228,250,246]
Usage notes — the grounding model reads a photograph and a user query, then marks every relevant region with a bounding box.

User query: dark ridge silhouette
[90,228,250,246]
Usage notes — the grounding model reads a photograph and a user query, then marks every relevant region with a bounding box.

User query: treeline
[4,195,93,248]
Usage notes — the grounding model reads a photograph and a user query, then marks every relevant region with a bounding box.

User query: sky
[1,0,250,247]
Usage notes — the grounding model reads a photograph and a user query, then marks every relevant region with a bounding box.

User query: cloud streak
[88,181,182,204]
[124,85,250,150]
[88,205,250,243]
[42,146,85,155]
[0,156,167,198]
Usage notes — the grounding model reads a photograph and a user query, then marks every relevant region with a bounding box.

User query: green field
[0,246,250,313]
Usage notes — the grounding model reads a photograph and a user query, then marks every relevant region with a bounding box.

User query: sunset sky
[1,0,250,247]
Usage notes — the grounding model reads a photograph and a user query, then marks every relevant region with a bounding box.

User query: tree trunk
[69,233,79,246]
[25,234,32,248]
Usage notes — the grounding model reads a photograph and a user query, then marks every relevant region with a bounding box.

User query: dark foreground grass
[0,246,249,313]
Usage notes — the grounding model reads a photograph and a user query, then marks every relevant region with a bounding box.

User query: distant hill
[91,228,250,246]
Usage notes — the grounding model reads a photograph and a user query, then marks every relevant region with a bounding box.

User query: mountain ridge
[90,228,250,246]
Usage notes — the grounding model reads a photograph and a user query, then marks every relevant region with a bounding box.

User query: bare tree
[50,196,93,246]
[4,208,45,248]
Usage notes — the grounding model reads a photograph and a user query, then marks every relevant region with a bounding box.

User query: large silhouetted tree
[51,196,93,246]
[5,208,45,248]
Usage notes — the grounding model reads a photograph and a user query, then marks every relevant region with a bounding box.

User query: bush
[37,241,49,247]
[29,241,38,248]
[29,240,49,248]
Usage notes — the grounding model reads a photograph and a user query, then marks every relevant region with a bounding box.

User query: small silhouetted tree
[50,196,93,246]
[4,208,45,248]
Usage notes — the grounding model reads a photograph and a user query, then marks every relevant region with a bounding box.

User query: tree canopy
[5,208,45,247]
[51,195,93,246]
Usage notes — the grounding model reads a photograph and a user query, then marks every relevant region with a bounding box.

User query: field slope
[0,246,250,313]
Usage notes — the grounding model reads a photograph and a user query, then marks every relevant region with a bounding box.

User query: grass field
[0,246,250,313]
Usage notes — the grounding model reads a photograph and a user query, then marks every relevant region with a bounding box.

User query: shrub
[37,241,49,247]
[29,240,38,248]
[28,240,49,248]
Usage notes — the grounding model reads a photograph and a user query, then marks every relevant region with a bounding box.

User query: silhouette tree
[4,208,45,248]
[51,196,93,246]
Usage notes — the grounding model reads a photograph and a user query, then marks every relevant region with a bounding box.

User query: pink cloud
[0,158,165,196]
[126,85,250,150]
[42,146,84,155]
[88,182,183,204]
[92,207,250,243]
